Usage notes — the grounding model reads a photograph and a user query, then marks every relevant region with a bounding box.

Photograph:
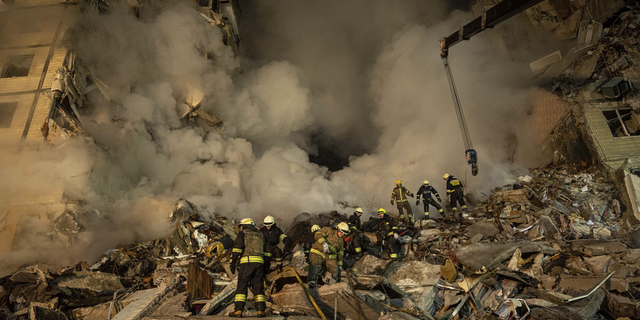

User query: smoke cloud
[0,0,551,271]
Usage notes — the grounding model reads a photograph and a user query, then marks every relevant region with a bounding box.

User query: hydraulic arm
[439,0,543,176]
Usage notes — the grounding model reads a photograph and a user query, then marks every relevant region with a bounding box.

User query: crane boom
[439,0,544,176]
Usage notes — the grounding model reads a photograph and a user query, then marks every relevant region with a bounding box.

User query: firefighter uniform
[308,226,345,288]
[445,175,467,219]
[348,210,365,259]
[416,184,444,220]
[377,211,399,260]
[304,225,321,260]
[260,225,291,273]
[229,223,266,316]
[391,183,414,223]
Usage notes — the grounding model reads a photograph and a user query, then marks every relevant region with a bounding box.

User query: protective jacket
[416,185,441,202]
[391,186,413,203]
[230,225,265,265]
[446,176,464,194]
[260,225,291,253]
[348,213,362,233]
[311,227,345,266]
[378,214,398,239]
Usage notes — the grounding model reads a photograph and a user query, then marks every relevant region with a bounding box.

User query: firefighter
[303,224,321,261]
[443,173,467,221]
[307,222,349,289]
[390,180,414,224]
[260,215,291,274]
[415,180,444,220]
[347,207,365,260]
[376,208,399,260]
[229,218,266,318]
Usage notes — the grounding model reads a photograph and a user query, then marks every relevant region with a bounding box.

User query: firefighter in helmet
[229,218,266,317]
[443,173,467,221]
[347,207,366,260]
[260,215,291,274]
[390,180,414,224]
[304,224,321,261]
[376,208,399,260]
[416,180,443,220]
[307,222,349,288]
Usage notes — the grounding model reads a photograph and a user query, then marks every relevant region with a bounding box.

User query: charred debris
[2,165,640,319]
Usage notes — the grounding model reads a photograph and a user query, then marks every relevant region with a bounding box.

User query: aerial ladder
[440,0,543,176]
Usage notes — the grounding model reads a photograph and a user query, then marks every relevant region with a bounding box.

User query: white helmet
[355,207,363,215]
[240,218,255,226]
[311,224,321,232]
[336,222,349,234]
[263,215,275,226]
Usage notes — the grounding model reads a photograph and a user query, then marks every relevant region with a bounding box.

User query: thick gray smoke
[0,0,550,270]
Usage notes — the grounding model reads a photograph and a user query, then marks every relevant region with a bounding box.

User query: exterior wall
[582,101,640,170]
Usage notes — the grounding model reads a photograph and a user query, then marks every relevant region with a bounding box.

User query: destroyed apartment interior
[3,0,640,319]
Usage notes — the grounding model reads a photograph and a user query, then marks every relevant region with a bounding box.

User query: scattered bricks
[607,262,630,278]
[352,254,389,275]
[579,240,627,256]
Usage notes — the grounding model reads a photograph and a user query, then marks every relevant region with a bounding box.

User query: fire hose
[283,267,327,320]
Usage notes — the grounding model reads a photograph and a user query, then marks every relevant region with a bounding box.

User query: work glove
[437,196,442,202]
[410,194,414,198]
[393,233,398,239]
[230,262,236,274]
[390,200,394,205]
[416,200,420,205]
[322,242,329,253]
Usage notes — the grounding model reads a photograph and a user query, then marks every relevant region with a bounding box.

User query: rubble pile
[542,3,640,104]
[2,164,640,319]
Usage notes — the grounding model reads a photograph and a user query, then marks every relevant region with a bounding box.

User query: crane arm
[440,0,544,58]
[439,0,544,176]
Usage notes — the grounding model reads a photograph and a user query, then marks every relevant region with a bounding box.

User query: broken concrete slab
[111,286,171,320]
[579,240,628,256]
[465,221,499,239]
[350,271,405,299]
[383,261,440,287]
[54,271,123,293]
[351,254,389,275]
[584,255,614,274]
[199,278,237,315]
[530,51,563,74]
[455,241,556,271]
[270,284,314,311]
[558,274,612,295]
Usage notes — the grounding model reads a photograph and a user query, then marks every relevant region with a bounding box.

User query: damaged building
[2,0,640,320]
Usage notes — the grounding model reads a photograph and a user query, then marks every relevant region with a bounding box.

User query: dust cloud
[0,0,551,269]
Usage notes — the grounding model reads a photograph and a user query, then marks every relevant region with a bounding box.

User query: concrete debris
[3,166,638,320]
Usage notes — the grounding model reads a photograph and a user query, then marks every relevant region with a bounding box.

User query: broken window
[602,109,640,137]
[0,54,35,78]
[0,102,18,128]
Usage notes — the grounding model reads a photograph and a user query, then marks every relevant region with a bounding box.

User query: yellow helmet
[205,242,224,258]
[443,173,450,180]
[423,180,429,186]
[395,180,402,186]
[377,208,386,214]
[240,218,254,225]
[336,222,349,234]
[311,224,321,232]
[263,215,275,226]
[355,207,363,214]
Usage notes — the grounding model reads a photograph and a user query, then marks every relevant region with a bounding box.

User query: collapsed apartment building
[2,0,640,319]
